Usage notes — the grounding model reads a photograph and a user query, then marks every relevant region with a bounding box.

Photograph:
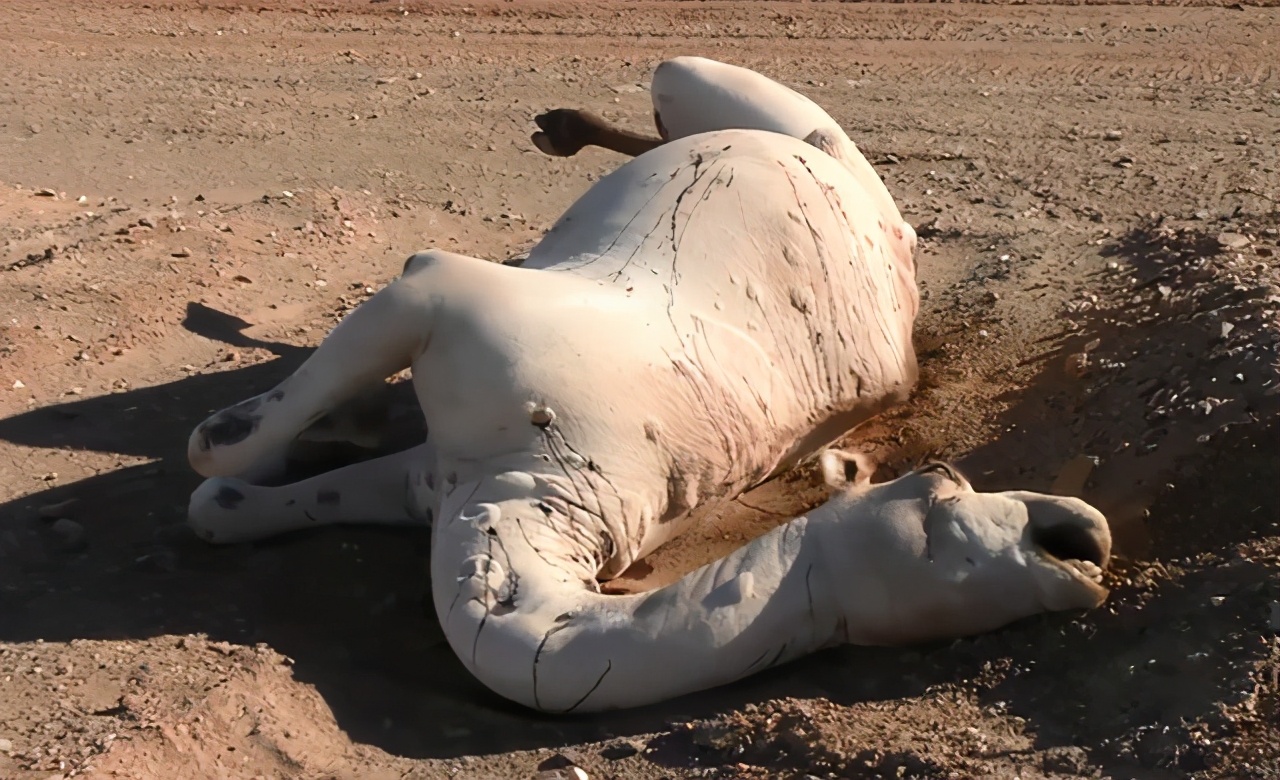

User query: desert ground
[1,1,1277,778]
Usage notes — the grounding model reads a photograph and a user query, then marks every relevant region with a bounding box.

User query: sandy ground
[1,1,1278,778]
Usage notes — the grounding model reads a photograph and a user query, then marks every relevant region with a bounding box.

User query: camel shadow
[0,301,955,760]
[2,204,1276,773]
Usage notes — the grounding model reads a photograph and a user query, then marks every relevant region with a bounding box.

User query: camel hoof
[531,109,591,157]
[532,131,568,157]
[187,477,253,545]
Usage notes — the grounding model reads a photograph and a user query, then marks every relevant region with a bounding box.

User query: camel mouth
[1028,521,1109,585]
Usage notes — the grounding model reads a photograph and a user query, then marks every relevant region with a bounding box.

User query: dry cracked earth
[0,1,1278,778]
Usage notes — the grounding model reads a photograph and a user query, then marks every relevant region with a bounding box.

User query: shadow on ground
[1,213,1277,765]
[0,301,957,758]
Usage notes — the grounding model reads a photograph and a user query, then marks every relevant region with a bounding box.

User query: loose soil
[1,2,1277,779]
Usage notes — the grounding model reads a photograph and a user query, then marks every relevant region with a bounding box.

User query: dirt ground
[1,1,1278,778]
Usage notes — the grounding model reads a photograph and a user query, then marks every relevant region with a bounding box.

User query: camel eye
[916,461,964,485]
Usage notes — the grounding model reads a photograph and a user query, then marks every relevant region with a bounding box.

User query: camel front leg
[187,250,461,479]
[188,443,437,544]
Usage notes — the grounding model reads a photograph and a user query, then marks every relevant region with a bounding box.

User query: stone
[51,518,86,551]
[1216,232,1250,250]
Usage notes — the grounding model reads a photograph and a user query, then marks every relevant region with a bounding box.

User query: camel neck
[431,480,845,712]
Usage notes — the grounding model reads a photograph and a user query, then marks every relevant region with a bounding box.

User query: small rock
[0,737,11,752]
[1042,745,1090,774]
[1051,454,1097,497]
[1064,352,1091,379]
[38,498,79,519]
[51,518,86,550]
[35,187,57,197]
[132,547,179,573]
[1216,232,1250,250]
[223,351,241,362]
[1220,321,1235,339]
[172,247,192,258]
[1104,129,1123,141]
[12,380,24,389]
[600,740,642,760]
[376,76,398,85]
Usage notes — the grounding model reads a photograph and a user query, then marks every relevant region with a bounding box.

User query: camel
[186,56,1111,712]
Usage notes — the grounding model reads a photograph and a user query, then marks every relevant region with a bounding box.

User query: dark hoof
[531,131,568,157]
[531,108,591,157]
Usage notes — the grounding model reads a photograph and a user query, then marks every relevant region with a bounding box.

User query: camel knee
[650,57,700,103]
[402,250,446,277]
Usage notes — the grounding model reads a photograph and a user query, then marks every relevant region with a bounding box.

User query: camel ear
[819,449,875,490]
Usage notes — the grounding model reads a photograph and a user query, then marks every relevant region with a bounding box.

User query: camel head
[816,451,1112,645]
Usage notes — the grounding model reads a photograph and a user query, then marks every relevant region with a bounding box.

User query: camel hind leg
[530,109,664,158]
[187,250,460,479]
[187,442,437,544]
[531,56,845,160]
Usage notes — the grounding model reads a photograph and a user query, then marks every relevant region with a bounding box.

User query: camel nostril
[1031,522,1106,567]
